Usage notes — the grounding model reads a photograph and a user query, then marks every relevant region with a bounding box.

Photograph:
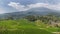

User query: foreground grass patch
[0,28,52,34]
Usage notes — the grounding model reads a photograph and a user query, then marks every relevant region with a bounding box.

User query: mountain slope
[0,7,60,19]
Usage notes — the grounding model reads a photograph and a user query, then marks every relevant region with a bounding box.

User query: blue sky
[0,0,60,14]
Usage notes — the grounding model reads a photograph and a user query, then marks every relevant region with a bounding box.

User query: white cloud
[8,2,60,11]
[8,2,29,11]
[0,8,6,14]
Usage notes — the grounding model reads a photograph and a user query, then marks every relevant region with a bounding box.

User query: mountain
[0,7,60,19]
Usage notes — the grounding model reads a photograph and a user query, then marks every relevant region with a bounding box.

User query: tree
[25,15,37,21]
[7,16,14,20]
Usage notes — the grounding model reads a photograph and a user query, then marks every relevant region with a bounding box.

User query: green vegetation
[0,15,60,34]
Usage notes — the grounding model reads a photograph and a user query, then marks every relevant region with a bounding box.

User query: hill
[0,7,60,19]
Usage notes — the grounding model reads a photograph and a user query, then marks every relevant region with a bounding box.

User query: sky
[0,0,60,14]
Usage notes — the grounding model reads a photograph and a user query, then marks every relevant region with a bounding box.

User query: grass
[0,19,59,34]
[0,28,52,34]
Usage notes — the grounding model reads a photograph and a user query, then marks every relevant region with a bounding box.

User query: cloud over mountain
[0,8,7,14]
[8,2,60,11]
